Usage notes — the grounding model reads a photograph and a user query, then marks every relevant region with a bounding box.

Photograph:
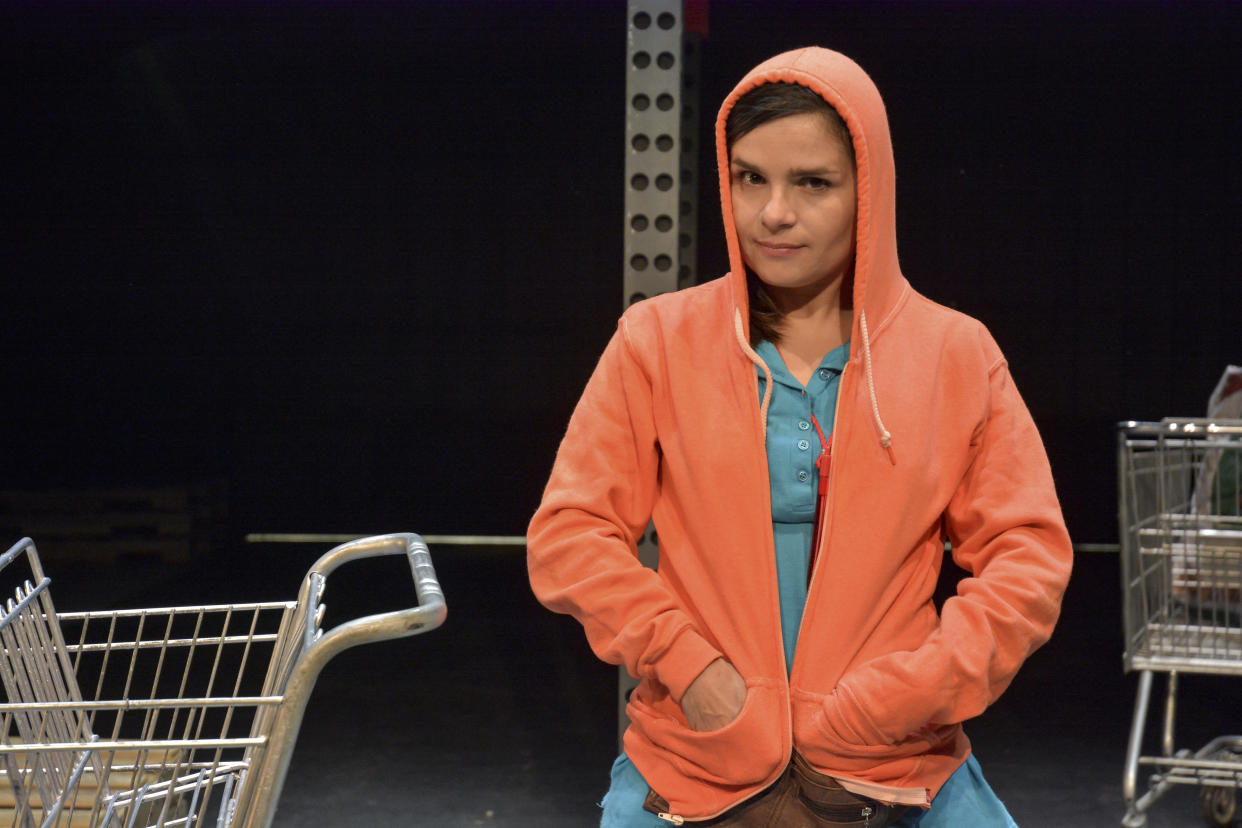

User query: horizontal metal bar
[1120,418,1242,436]
[0,737,266,753]
[1127,656,1242,676]
[0,696,283,712]
[245,532,527,546]
[1140,755,1242,771]
[72,761,249,774]
[58,602,295,620]
[60,633,283,653]
[1075,543,1119,554]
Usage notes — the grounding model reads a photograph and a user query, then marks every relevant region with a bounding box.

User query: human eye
[734,169,764,187]
[801,176,831,191]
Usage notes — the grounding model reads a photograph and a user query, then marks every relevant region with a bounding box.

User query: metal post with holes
[620,0,703,749]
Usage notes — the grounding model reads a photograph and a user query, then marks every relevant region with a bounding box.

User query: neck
[769,279,845,317]
[764,272,854,384]
[768,271,853,337]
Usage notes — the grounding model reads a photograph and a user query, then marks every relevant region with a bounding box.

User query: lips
[754,240,804,257]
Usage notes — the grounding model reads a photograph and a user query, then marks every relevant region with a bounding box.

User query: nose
[759,187,795,231]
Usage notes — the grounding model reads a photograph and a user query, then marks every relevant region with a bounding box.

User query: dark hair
[726,82,853,162]
[726,82,855,345]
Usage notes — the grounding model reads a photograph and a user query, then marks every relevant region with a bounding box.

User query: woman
[527,47,1072,826]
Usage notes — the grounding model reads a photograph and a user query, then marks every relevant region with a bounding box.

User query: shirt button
[798,420,810,431]
[797,470,809,482]
[797,439,810,451]
[818,368,832,380]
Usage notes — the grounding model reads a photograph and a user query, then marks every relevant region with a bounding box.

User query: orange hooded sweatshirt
[527,47,1072,820]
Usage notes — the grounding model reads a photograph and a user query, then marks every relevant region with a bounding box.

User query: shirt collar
[754,340,850,391]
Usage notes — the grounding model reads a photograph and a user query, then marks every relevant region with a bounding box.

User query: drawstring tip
[881,433,895,465]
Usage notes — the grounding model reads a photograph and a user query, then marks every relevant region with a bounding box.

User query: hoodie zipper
[808,413,832,581]
[802,362,847,613]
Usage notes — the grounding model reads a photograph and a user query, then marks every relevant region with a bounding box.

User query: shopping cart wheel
[1201,784,1237,827]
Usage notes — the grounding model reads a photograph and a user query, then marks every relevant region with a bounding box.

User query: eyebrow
[790,167,841,177]
[730,157,842,177]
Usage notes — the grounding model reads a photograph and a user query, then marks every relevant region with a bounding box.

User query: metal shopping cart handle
[299,531,447,658]
[241,532,447,828]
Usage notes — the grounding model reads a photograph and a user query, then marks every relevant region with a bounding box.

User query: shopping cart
[0,532,446,828]
[1119,419,1242,827]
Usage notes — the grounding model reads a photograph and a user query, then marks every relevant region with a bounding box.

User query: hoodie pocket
[814,706,908,758]
[815,684,895,751]
[626,680,785,786]
[794,690,932,766]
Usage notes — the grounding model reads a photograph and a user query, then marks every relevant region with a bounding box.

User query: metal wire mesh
[0,533,443,828]
[1121,420,1242,675]
[0,544,299,828]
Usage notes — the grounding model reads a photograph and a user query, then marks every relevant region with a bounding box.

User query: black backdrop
[4,1,1240,546]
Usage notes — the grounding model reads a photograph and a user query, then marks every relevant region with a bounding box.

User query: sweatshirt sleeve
[821,353,1073,746]
[526,317,722,702]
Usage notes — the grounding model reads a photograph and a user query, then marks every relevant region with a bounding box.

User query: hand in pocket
[680,658,747,732]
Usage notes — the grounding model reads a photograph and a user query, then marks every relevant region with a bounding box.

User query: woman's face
[729,112,857,297]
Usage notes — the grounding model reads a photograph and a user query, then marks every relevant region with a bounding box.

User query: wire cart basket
[1120,419,1242,827]
[0,532,446,828]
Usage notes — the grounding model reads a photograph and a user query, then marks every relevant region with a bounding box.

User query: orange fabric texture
[527,47,1072,820]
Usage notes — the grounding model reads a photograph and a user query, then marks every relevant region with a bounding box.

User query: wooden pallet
[0,748,183,828]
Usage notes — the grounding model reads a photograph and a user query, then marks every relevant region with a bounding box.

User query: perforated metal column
[625,4,684,307]
[679,31,700,290]
[620,0,700,748]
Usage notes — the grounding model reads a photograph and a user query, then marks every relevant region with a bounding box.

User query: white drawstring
[734,310,772,441]
[859,310,892,450]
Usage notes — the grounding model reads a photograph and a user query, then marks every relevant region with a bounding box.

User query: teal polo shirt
[754,339,849,673]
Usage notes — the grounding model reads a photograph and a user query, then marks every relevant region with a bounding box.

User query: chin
[755,271,826,291]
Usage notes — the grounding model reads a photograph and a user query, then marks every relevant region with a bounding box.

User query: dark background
[2,3,1241,826]
[4,0,1240,546]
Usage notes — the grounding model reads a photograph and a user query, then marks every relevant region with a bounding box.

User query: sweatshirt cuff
[656,627,723,703]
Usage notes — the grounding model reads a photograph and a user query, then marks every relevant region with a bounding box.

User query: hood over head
[717,47,902,453]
